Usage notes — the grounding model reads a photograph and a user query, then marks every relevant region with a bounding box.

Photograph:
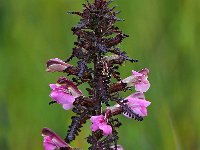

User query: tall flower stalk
[42,0,151,149]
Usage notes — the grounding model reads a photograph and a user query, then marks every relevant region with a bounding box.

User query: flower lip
[46,58,72,72]
[124,92,151,117]
[49,77,82,110]
[90,115,112,136]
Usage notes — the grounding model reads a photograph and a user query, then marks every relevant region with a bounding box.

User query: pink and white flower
[90,115,112,135]
[122,68,150,92]
[46,58,72,72]
[49,77,82,110]
[124,92,151,117]
[42,127,70,150]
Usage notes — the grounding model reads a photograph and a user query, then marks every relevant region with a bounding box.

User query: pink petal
[62,103,74,110]
[132,107,145,116]
[122,69,150,91]
[90,115,104,122]
[60,94,75,104]
[99,123,112,135]
[124,93,151,118]
[135,81,150,92]
[140,107,148,116]
[127,99,150,107]
[43,142,56,150]
[90,115,112,134]
[141,100,151,107]
[50,91,65,103]
[91,123,99,132]
[132,71,143,77]
[127,92,145,99]
[50,91,75,104]
[49,84,58,90]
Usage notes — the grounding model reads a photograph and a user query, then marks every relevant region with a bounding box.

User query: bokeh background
[0,0,200,149]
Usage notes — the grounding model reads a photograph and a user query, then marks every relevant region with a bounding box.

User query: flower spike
[43,0,151,149]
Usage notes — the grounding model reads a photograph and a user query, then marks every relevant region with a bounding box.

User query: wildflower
[49,77,82,110]
[42,127,70,150]
[43,0,152,148]
[46,58,72,72]
[122,68,150,92]
[123,92,151,117]
[90,115,112,135]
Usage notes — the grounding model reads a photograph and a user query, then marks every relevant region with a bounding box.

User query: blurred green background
[0,0,200,149]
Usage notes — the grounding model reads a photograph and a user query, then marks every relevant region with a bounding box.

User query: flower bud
[42,127,70,150]
[46,58,72,72]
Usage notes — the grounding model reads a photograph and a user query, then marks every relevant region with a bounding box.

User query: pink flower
[42,128,70,150]
[124,92,151,117]
[46,58,72,72]
[90,115,112,135]
[49,77,82,110]
[122,68,150,92]
[110,145,124,150]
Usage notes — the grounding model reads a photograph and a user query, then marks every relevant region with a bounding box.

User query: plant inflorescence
[42,0,151,150]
